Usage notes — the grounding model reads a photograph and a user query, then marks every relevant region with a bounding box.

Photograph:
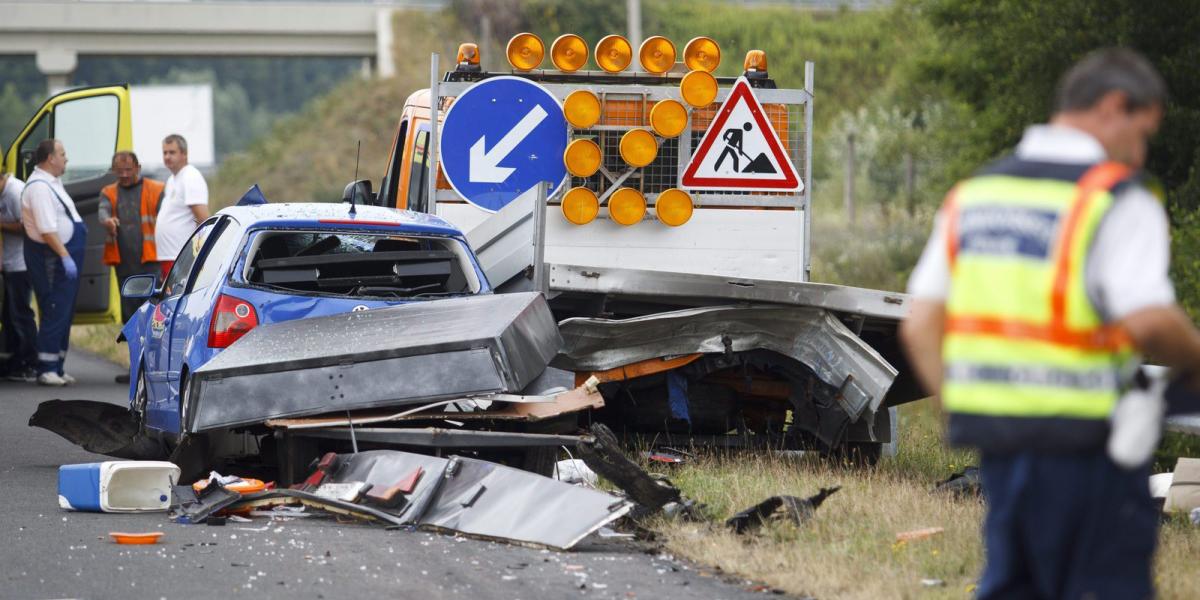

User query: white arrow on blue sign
[440,76,569,213]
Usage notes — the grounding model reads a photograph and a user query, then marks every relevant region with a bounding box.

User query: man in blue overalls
[20,139,86,387]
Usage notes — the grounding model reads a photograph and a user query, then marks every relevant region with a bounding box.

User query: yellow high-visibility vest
[941,160,1137,451]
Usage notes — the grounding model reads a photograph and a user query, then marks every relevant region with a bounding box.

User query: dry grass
[69,323,128,368]
[648,400,1200,600]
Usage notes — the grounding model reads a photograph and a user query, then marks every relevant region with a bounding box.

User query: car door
[144,219,220,432]
[2,85,134,324]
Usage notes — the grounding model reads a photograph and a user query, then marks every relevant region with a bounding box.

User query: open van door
[3,85,133,325]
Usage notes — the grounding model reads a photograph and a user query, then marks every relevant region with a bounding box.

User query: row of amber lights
[500,34,732,227]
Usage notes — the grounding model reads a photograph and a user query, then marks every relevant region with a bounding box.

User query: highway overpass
[0,0,444,91]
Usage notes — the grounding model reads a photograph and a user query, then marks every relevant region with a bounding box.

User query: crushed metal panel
[326,450,632,550]
[188,292,562,432]
[548,263,908,320]
[554,305,897,419]
[465,185,537,292]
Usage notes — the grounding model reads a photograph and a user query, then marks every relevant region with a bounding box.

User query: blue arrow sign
[440,76,569,212]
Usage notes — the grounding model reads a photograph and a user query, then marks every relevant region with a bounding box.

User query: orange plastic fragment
[110,531,164,545]
[192,477,268,495]
[895,527,944,542]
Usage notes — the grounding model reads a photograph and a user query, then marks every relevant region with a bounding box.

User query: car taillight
[208,294,258,348]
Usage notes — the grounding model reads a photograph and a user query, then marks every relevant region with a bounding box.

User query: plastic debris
[725,487,840,534]
[896,527,944,542]
[933,467,981,498]
[554,459,598,486]
[921,578,946,587]
[110,531,164,545]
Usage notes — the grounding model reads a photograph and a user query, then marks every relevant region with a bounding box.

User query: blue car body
[120,203,489,436]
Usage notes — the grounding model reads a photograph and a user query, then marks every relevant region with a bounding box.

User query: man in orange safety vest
[98,151,164,324]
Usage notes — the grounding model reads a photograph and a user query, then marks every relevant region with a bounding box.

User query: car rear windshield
[242,230,481,299]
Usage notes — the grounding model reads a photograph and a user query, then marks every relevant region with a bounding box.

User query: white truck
[350,34,921,462]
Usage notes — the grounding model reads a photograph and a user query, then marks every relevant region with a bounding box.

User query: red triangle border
[680,78,801,191]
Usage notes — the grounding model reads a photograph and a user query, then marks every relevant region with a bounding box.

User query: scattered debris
[554,459,598,486]
[171,481,241,524]
[933,466,981,498]
[1190,507,1199,526]
[920,578,946,587]
[896,527,944,542]
[58,461,179,513]
[645,450,687,465]
[110,531,164,545]
[725,487,840,534]
[575,423,682,512]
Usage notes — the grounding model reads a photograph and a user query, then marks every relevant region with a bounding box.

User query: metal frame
[287,427,586,448]
[430,73,814,212]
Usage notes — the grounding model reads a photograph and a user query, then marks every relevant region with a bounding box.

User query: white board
[130,85,215,174]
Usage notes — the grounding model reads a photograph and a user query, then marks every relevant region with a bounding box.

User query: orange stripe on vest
[944,162,1133,348]
[101,178,164,266]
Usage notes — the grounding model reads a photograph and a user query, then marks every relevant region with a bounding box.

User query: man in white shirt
[20,139,85,386]
[1,164,37,382]
[156,133,210,279]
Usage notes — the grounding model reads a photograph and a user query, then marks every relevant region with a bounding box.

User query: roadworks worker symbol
[681,77,803,192]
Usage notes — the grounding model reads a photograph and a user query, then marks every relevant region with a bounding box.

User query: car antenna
[349,140,361,216]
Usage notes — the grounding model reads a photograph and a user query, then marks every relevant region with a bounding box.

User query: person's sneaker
[37,372,68,387]
[60,373,77,385]
[5,368,38,383]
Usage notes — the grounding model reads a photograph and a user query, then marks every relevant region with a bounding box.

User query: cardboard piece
[1164,457,1200,513]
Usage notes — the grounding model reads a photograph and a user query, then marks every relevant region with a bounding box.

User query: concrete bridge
[0,0,444,92]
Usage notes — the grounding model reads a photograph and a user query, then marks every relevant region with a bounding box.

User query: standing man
[99,151,163,323]
[21,139,85,387]
[901,48,1200,599]
[1,162,37,382]
[156,134,209,278]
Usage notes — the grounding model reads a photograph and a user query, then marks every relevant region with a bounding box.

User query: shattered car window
[242,230,481,298]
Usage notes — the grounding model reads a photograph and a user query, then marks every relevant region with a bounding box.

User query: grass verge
[649,400,1200,600]
[70,323,128,369]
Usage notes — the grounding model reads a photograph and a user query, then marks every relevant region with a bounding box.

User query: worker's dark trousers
[1,269,38,373]
[24,225,86,376]
[115,262,159,324]
[977,452,1157,600]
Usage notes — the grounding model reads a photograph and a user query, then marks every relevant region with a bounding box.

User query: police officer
[901,48,1200,599]
[21,139,85,387]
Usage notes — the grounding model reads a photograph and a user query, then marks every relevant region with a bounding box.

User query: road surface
[0,351,781,599]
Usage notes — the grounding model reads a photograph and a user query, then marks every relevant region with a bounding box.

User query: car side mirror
[342,179,377,206]
[121,274,158,300]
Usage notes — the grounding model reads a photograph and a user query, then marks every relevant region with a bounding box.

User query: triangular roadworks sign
[681,77,803,192]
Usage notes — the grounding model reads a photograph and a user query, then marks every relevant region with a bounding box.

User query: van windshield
[243,230,481,299]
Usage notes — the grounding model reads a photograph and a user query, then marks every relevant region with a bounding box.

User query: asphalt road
[0,351,780,600]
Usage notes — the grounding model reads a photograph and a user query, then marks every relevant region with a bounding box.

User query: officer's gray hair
[1056,48,1167,113]
[163,133,188,154]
